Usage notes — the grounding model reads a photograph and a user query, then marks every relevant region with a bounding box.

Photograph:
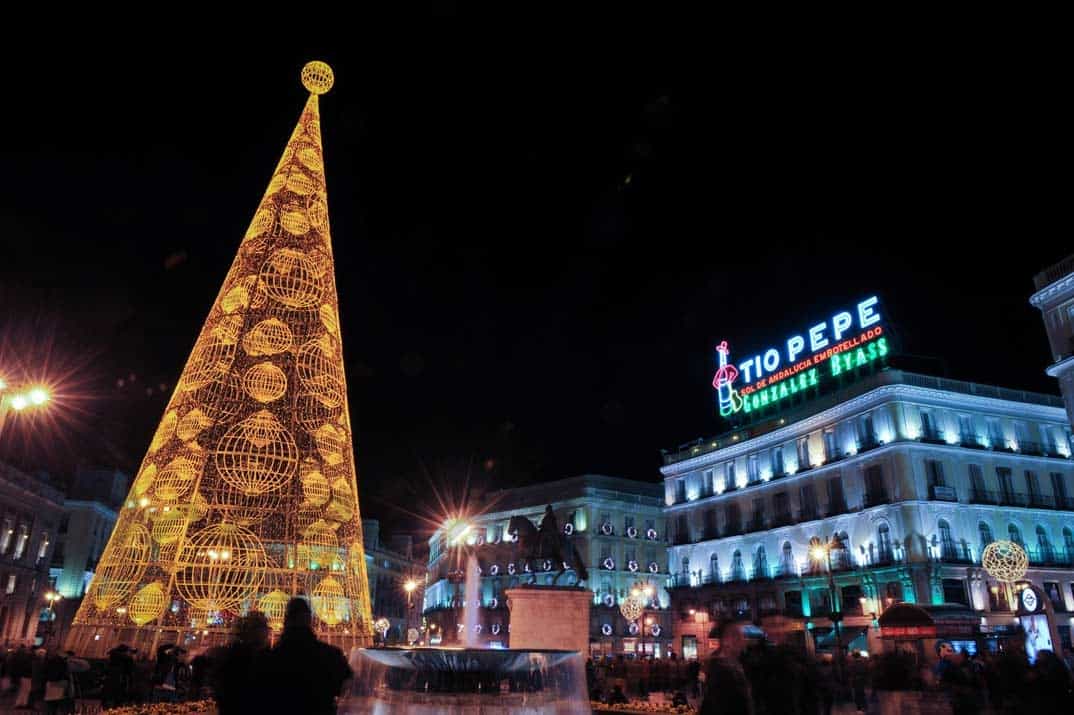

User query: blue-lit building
[663,368,1074,661]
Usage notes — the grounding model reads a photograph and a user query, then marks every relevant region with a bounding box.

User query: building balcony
[771,512,794,528]
[929,485,958,502]
[938,543,974,564]
[746,516,765,533]
[863,492,890,508]
[970,490,1074,511]
[1027,547,1074,568]
[824,501,850,518]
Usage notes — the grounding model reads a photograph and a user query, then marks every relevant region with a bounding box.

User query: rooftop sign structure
[713,296,889,418]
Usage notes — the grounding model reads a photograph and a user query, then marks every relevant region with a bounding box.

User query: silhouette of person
[253,598,352,714]
[213,612,270,715]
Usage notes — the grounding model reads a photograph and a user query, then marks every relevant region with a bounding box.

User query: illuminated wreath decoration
[524,562,532,573]
[646,528,659,540]
[602,623,613,636]
[489,597,498,609]
[474,624,482,634]
[489,564,499,576]
[628,560,639,572]
[602,557,615,571]
[603,594,615,607]
[601,522,614,536]
[507,563,516,575]
[542,559,553,572]
[619,596,644,622]
[563,523,574,536]
[492,623,501,635]
[651,624,662,637]
[628,622,640,635]
[982,540,1028,583]
[648,562,660,574]
[627,526,639,539]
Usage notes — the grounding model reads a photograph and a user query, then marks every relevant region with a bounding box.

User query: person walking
[213,612,270,715]
[253,598,352,714]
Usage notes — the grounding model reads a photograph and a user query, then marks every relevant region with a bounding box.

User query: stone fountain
[343,507,591,713]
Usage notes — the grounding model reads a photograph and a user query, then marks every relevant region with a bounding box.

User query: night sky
[0,28,1068,534]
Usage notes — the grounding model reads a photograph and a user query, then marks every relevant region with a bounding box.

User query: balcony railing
[864,491,890,508]
[970,490,1074,511]
[930,485,958,502]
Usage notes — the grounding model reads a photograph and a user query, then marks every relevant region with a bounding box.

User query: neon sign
[713,296,889,417]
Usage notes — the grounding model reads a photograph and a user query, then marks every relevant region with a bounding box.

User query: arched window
[1064,527,1074,556]
[1036,526,1054,562]
[754,545,769,580]
[709,553,720,583]
[731,550,745,581]
[681,556,690,575]
[937,519,955,560]
[979,522,994,550]
[780,541,794,576]
[1008,524,1024,548]
[877,523,893,562]
[833,531,850,569]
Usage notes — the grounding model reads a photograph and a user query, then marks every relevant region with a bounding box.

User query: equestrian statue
[507,505,589,585]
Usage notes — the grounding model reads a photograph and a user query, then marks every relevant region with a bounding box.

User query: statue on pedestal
[508,506,588,585]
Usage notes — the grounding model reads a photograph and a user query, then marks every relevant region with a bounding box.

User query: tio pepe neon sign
[713,296,888,417]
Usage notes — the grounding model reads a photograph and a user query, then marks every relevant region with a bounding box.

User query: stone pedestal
[506,585,590,654]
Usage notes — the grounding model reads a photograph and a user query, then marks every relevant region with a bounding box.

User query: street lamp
[0,381,51,437]
[43,591,61,644]
[810,538,845,685]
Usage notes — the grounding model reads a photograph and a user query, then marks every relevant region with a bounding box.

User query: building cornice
[663,439,1073,512]
[1046,355,1074,378]
[1030,272,1074,308]
[661,383,1067,478]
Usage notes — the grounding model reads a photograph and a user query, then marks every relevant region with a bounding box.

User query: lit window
[5,574,16,594]
[13,524,29,560]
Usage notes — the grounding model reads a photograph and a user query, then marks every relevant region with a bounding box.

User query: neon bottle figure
[713,341,743,417]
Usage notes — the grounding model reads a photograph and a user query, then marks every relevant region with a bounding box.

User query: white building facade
[662,369,1074,660]
[423,474,672,657]
[1031,255,1074,426]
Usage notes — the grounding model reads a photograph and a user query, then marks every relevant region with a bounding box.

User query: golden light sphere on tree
[148,411,177,454]
[260,590,290,632]
[314,423,346,465]
[155,455,202,501]
[982,540,1029,583]
[298,147,323,174]
[298,336,344,408]
[175,523,266,611]
[312,575,348,625]
[132,464,157,497]
[307,196,329,233]
[192,372,245,422]
[151,509,187,545]
[215,410,298,495]
[129,582,167,626]
[300,460,331,507]
[183,334,238,392]
[326,477,356,522]
[301,61,334,95]
[91,522,151,610]
[242,318,293,357]
[261,249,323,308]
[297,519,339,571]
[177,408,213,442]
[243,362,288,403]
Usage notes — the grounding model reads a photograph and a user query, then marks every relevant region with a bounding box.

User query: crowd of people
[587,622,1074,714]
[1,597,352,714]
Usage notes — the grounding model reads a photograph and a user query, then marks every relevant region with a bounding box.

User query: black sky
[0,25,1068,533]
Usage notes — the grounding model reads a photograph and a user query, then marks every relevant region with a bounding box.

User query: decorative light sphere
[301,61,334,95]
[374,617,391,636]
[982,540,1028,582]
[129,581,167,626]
[260,590,290,632]
[619,596,644,622]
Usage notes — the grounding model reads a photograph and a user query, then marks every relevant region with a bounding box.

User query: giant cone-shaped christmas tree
[67,62,373,656]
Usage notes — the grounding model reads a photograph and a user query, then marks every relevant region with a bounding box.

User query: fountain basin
[345,646,590,714]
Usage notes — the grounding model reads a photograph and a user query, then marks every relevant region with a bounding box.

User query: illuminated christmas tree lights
[66,61,373,655]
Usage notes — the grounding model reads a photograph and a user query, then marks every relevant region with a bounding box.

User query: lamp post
[0,382,51,438]
[811,538,845,686]
[43,591,61,645]
[404,578,420,637]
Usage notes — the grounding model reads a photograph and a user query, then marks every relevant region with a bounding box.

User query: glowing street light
[0,381,53,437]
